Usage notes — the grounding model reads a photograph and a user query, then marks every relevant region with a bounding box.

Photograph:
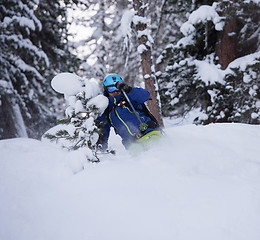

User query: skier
[97,73,162,150]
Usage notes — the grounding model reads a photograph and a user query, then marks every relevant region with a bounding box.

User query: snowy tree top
[181,4,224,37]
[51,72,108,117]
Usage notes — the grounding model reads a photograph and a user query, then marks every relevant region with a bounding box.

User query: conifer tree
[157,0,201,118]
[203,58,260,124]
[69,0,114,79]
[106,1,141,84]
[44,73,111,162]
[200,0,260,124]
[34,0,80,77]
[0,0,49,138]
[0,0,81,139]
[158,0,260,124]
[69,0,143,86]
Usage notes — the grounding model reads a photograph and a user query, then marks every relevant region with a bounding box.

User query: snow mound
[1,123,260,240]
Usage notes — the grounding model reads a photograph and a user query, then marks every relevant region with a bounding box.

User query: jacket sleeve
[96,112,110,150]
[125,87,150,106]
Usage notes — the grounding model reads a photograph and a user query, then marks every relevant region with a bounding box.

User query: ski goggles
[106,84,120,93]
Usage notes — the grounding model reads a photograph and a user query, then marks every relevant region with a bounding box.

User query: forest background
[0,0,259,140]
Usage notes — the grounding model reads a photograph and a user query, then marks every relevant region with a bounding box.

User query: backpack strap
[142,103,159,127]
[105,96,160,134]
[133,103,160,129]
[118,96,160,129]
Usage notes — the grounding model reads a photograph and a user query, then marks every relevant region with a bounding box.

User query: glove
[115,81,132,93]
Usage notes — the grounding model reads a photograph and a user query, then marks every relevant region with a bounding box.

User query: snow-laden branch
[119,10,135,51]
[132,15,147,25]
[4,34,49,67]
[4,16,36,31]
[180,4,225,37]
[15,58,43,82]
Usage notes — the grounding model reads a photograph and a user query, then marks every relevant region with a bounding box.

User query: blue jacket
[97,87,159,148]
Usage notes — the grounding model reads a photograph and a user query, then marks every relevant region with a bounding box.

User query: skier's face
[108,91,122,97]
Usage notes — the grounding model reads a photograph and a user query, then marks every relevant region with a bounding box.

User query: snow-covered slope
[0,123,260,240]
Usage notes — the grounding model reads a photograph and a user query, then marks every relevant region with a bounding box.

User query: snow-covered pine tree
[0,0,81,139]
[0,0,50,139]
[199,0,260,124]
[204,55,260,124]
[152,0,196,118]
[235,0,260,58]
[34,0,80,78]
[157,1,215,118]
[158,0,260,124]
[33,0,81,121]
[44,73,110,162]
[151,0,191,77]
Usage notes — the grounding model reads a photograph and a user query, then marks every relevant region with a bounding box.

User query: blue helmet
[103,74,123,93]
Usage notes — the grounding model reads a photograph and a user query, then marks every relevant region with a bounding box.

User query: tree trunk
[132,0,164,127]
[216,0,238,69]
[1,94,28,138]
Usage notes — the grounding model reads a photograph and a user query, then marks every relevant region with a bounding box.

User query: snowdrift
[0,123,260,240]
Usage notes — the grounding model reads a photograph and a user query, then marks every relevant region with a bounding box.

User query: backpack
[106,95,160,131]
[137,103,160,129]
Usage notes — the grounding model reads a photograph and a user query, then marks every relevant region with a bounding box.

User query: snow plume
[44,73,108,162]
[1,122,260,240]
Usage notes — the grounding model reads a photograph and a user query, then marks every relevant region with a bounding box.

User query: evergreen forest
[0,0,259,140]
